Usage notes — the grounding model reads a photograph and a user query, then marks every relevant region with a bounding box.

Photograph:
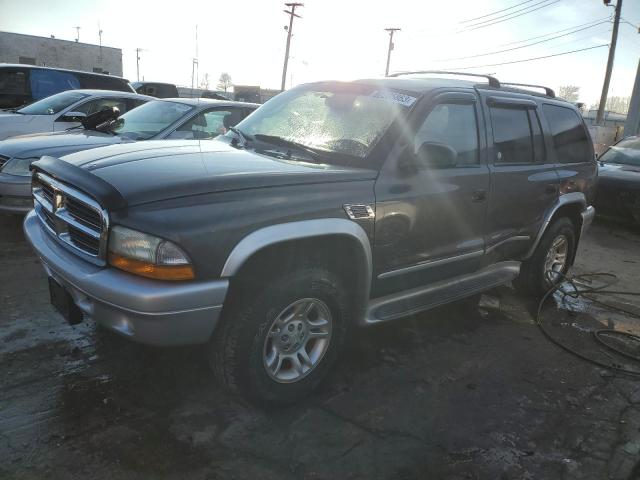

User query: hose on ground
[535,272,640,376]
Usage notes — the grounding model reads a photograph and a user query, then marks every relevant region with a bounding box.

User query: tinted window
[543,104,591,163]
[414,103,479,167]
[74,97,129,115]
[77,73,131,92]
[0,70,28,95]
[168,108,243,140]
[29,69,80,100]
[490,107,534,164]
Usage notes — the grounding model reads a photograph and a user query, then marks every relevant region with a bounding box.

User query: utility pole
[135,48,142,82]
[596,0,623,125]
[281,3,303,91]
[384,28,401,77]
[191,58,199,95]
[624,59,640,137]
[98,22,103,60]
[73,26,81,42]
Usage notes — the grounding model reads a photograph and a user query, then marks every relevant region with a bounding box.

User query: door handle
[471,189,487,202]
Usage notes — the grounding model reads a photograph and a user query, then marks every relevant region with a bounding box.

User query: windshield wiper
[228,126,252,147]
[253,134,323,162]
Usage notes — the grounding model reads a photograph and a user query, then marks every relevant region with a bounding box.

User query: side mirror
[58,111,87,122]
[416,142,457,169]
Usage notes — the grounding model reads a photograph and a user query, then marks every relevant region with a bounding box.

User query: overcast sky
[1,0,639,104]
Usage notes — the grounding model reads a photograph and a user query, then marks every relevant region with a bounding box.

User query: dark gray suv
[23,72,597,405]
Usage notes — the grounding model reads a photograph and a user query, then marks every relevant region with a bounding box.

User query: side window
[0,70,28,95]
[73,97,128,115]
[126,99,147,111]
[490,107,534,164]
[414,102,479,167]
[167,108,244,140]
[542,104,591,163]
[29,69,80,100]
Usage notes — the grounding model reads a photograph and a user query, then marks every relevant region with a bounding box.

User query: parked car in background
[595,135,640,225]
[0,89,152,141]
[0,98,258,213]
[23,73,596,405]
[131,82,179,98]
[0,64,135,109]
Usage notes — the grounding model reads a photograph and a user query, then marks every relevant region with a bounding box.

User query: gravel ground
[1,214,640,480]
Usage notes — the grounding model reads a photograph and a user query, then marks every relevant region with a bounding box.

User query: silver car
[0,89,153,140]
[0,98,259,213]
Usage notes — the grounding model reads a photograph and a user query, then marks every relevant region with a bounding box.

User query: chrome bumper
[23,210,228,346]
[581,205,596,237]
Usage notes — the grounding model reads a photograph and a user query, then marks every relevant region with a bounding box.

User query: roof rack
[388,70,500,88]
[501,82,555,98]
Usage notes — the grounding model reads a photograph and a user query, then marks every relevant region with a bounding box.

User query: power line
[460,0,537,24]
[464,0,558,29]
[494,16,610,47]
[435,19,609,62]
[462,0,561,32]
[447,44,608,70]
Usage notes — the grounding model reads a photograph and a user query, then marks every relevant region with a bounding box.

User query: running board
[363,261,521,325]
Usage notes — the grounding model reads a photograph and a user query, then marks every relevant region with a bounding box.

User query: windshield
[600,137,640,166]
[17,90,89,115]
[109,100,194,140]
[235,82,414,161]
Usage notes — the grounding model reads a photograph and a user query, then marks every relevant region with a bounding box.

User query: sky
[1,0,639,105]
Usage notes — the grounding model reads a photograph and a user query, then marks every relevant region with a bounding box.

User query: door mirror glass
[58,111,87,122]
[416,141,457,168]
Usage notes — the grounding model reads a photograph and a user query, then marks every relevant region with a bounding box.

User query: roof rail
[501,82,555,98]
[388,70,500,88]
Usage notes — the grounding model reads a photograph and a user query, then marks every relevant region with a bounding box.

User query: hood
[59,138,378,207]
[0,130,128,159]
[0,114,55,141]
[598,163,640,191]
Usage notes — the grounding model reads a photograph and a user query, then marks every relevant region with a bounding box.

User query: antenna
[73,26,80,42]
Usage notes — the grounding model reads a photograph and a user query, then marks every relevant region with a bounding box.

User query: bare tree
[217,73,233,92]
[558,85,580,102]
[590,96,632,115]
[200,73,210,90]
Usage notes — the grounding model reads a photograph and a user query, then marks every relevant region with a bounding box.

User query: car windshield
[109,100,194,140]
[600,137,640,166]
[17,90,89,115]
[235,82,414,162]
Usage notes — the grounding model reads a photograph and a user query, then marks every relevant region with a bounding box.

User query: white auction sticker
[370,90,417,107]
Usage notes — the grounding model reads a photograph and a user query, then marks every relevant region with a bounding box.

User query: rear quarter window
[542,104,592,163]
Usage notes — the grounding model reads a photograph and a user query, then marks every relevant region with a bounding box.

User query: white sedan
[0,89,153,141]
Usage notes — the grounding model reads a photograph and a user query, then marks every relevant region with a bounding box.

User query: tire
[515,217,576,297]
[209,266,352,406]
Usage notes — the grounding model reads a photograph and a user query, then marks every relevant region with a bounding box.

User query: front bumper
[581,205,596,237]
[0,173,32,214]
[23,210,228,346]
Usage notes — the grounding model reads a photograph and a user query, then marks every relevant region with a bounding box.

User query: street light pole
[281,3,303,91]
[384,28,401,77]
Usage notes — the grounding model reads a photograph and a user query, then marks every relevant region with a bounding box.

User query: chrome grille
[32,172,109,264]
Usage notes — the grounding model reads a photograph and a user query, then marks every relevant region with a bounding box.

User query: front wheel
[209,266,351,406]
[515,217,576,297]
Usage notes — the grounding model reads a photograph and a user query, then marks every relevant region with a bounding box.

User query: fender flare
[524,192,587,260]
[220,218,373,298]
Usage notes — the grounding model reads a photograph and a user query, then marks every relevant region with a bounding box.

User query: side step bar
[363,261,520,325]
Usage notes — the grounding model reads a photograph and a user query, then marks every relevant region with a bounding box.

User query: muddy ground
[1,215,640,480]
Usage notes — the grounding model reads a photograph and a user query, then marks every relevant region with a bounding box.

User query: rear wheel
[210,266,351,406]
[515,217,576,297]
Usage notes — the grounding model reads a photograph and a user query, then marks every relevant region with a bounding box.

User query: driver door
[373,91,490,296]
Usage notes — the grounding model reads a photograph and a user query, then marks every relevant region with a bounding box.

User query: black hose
[535,272,640,376]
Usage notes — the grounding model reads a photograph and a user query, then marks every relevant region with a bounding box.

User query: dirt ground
[1,214,640,480]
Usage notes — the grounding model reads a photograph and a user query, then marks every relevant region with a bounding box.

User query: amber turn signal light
[108,252,195,281]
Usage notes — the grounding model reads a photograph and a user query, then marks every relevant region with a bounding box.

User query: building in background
[0,31,122,76]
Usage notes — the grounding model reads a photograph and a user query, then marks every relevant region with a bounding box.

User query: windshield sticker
[370,91,417,107]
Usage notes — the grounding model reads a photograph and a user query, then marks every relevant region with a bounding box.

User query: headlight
[107,225,195,281]
[1,157,37,176]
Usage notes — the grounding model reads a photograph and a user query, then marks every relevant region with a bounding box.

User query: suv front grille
[32,172,108,264]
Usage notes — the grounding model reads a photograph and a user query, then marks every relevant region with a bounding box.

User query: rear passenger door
[481,94,560,261]
[541,103,596,203]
